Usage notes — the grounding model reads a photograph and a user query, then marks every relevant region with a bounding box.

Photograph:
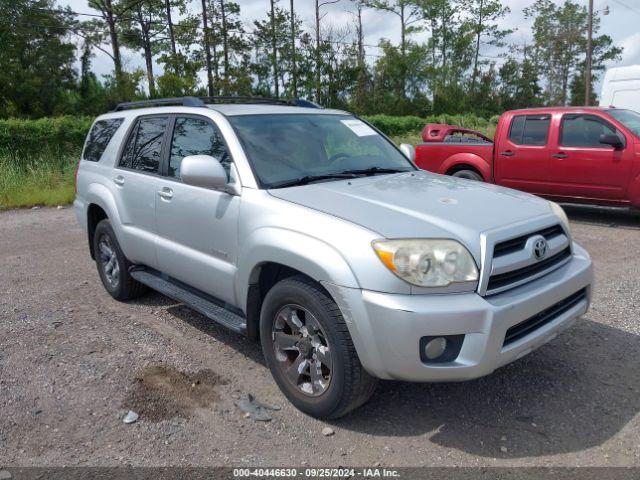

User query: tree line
[0,0,622,119]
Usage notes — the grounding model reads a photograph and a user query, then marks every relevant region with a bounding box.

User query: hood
[268,171,554,256]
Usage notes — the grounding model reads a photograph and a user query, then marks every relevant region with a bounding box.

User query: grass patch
[390,132,424,146]
[0,148,78,209]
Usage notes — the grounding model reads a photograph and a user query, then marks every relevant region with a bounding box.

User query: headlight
[372,239,479,288]
[549,202,572,237]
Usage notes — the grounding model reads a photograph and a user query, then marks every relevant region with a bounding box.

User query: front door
[547,113,632,201]
[112,115,169,268]
[494,114,552,195]
[155,115,240,305]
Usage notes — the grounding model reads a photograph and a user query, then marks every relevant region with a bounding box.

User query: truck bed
[415,141,493,177]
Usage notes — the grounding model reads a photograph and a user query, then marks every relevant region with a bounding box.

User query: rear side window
[118,116,168,173]
[83,118,124,162]
[560,114,623,148]
[508,115,550,146]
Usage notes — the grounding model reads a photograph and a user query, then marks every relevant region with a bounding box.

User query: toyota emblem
[534,238,548,260]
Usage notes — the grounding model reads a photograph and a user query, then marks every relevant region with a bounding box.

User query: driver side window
[560,114,623,148]
[168,117,231,179]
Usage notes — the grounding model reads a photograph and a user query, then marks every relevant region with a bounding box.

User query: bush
[0,146,77,208]
[0,116,93,154]
[363,113,491,136]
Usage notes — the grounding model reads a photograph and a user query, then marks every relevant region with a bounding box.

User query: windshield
[228,114,415,188]
[607,109,640,137]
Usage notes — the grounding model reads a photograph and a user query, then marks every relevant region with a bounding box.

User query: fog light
[424,337,447,360]
[419,334,465,364]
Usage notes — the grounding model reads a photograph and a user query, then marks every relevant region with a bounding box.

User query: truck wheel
[260,275,377,419]
[452,169,483,181]
[93,219,147,301]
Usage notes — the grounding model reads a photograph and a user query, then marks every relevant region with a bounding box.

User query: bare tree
[201,0,214,96]
[315,0,341,103]
[270,0,280,97]
[290,0,298,97]
[88,0,123,81]
[220,0,230,85]
[164,0,177,57]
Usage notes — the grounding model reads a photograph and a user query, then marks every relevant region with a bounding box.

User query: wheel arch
[441,153,490,181]
[84,183,124,259]
[237,229,360,340]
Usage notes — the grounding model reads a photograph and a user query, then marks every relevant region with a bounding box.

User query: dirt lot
[1,205,639,467]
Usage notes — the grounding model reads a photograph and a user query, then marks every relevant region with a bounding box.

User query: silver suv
[74,97,593,418]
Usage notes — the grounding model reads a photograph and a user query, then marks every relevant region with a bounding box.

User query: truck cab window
[508,115,550,146]
[560,114,622,148]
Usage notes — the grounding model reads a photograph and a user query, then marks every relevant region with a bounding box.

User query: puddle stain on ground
[123,366,225,422]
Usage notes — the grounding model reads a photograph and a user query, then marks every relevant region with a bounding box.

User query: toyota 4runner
[74,97,594,418]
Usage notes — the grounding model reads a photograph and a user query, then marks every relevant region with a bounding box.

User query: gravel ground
[0,205,639,467]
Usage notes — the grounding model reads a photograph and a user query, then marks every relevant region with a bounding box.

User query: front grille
[485,224,571,295]
[503,288,587,347]
[487,247,572,292]
[493,225,564,258]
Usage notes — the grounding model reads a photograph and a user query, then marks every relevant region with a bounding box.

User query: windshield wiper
[268,173,357,189]
[339,166,410,176]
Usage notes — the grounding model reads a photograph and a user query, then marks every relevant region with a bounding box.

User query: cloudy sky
[61,0,640,95]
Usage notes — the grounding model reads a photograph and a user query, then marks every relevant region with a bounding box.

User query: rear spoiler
[421,123,493,143]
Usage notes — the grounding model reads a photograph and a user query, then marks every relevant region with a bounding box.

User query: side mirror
[181,155,228,190]
[599,133,624,150]
[399,143,416,162]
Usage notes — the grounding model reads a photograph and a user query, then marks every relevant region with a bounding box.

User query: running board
[130,269,247,334]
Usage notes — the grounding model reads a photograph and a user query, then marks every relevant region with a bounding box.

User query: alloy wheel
[271,304,333,397]
[97,234,120,287]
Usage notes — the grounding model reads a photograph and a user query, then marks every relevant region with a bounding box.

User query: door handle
[113,175,125,186]
[500,151,515,157]
[552,152,568,159]
[157,187,173,200]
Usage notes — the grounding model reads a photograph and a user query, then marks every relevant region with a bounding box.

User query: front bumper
[323,243,593,382]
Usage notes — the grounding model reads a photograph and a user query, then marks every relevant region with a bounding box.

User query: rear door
[112,115,169,268]
[547,113,631,200]
[494,114,552,194]
[154,114,240,305]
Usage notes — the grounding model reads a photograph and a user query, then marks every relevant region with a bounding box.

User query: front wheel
[260,276,377,419]
[451,169,483,181]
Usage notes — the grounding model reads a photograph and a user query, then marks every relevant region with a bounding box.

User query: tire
[451,169,483,181]
[93,219,147,301]
[260,275,377,419]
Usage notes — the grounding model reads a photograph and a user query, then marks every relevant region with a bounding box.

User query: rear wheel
[260,275,377,419]
[93,219,147,301]
[451,169,483,181]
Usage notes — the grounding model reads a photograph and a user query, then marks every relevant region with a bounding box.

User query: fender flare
[441,153,491,181]
[83,182,127,250]
[235,227,360,310]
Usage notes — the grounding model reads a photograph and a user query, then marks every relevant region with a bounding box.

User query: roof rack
[113,96,205,111]
[200,96,288,105]
[113,95,323,112]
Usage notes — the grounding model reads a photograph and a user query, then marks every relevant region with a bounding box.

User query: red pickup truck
[414,107,640,209]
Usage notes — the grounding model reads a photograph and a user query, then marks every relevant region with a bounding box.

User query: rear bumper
[323,243,593,382]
